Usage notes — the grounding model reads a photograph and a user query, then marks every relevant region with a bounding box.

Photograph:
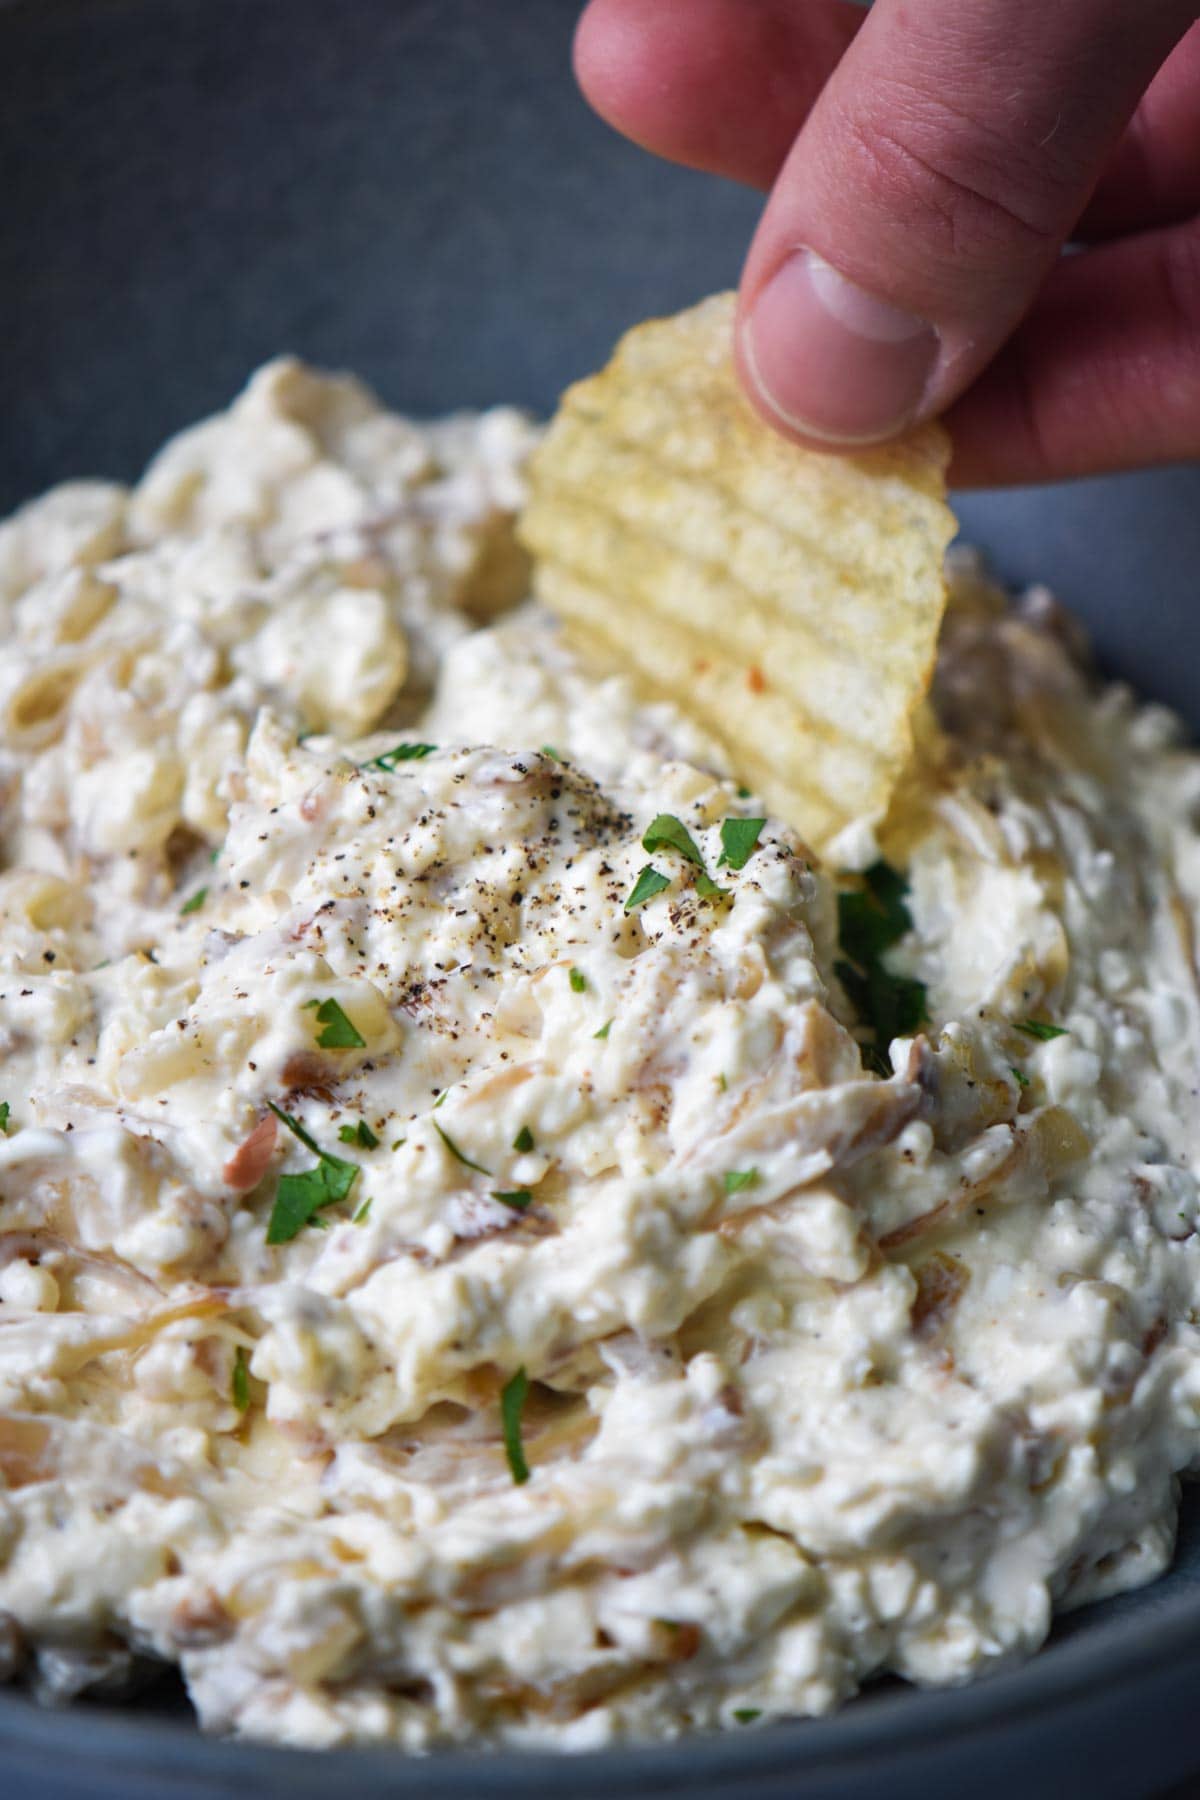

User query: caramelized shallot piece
[222,1113,278,1192]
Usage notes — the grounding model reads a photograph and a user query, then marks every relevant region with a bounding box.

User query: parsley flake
[642,813,704,869]
[733,1709,761,1725]
[594,1019,612,1040]
[501,1366,531,1485]
[265,1103,359,1244]
[267,1161,357,1244]
[695,870,730,901]
[835,862,927,1076]
[1010,1065,1031,1089]
[717,817,766,871]
[338,1119,379,1149]
[838,862,912,964]
[513,1125,535,1154]
[353,1196,373,1225]
[0,1102,9,1134]
[493,1189,532,1212]
[724,1168,759,1195]
[232,1346,250,1413]
[434,1120,492,1176]
[625,865,671,912]
[541,744,562,763]
[310,998,366,1050]
[180,887,208,916]
[568,966,587,993]
[364,742,436,770]
[1015,1018,1068,1042]
[268,1100,327,1159]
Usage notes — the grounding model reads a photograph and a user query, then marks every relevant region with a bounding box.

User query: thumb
[736,0,1197,447]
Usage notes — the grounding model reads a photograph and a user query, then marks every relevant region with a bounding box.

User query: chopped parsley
[492,1189,532,1211]
[736,785,752,800]
[733,1709,761,1725]
[363,742,436,770]
[0,1102,9,1134]
[625,864,671,912]
[541,744,562,762]
[717,817,766,871]
[513,1125,535,1154]
[1015,1018,1068,1042]
[434,1120,492,1176]
[309,998,366,1050]
[642,813,705,869]
[180,887,208,916]
[353,1196,373,1225]
[231,1346,250,1413]
[268,1101,334,1159]
[695,870,730,901]
[338,1119,379,1149]
[838,862,912,963]
[631,817,736,906]
[265,1102,359,1244]
[1010,1065,1031,1089]
[568,966,587,993]
[594,1019,612,1040]
[433,1088,448,1109]
[724,1168,759,1195]
[501,1366,531,1485]
[834,862,927,1076]
[267,1160,357,1243]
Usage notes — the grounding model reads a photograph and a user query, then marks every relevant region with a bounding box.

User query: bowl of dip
[3,3,1200,1796]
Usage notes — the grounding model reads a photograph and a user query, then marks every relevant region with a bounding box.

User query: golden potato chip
[518,292,955,856]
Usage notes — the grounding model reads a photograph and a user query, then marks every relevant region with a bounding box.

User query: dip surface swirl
[0,362,1199,1749]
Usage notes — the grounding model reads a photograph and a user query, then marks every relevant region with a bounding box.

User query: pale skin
[574,0,1200,485]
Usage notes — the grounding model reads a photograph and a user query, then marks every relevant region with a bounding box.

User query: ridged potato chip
[518,293,955,856]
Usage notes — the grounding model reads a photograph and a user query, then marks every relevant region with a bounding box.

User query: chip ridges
[518,292,955,857]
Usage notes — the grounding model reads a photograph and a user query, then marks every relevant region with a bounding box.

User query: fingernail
[743,250,939,444]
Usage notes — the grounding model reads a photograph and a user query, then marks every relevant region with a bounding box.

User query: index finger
[574,0,863,191]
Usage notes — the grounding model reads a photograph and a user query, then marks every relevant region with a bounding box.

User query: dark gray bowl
[3,3,1200,1794]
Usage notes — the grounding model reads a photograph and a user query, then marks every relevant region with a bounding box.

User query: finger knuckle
[1153,229,1200,433]
[829,90,1064,269]
[1159,228,1200,355]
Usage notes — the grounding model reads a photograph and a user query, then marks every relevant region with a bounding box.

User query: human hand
[575,0,1200,485]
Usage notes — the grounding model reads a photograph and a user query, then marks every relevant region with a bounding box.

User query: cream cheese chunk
[1,366,1200,1750]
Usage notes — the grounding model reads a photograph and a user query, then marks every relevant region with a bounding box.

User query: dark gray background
[3,0,1200,717]
[2,2,1200,1795]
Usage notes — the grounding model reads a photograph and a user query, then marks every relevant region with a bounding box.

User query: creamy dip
[1,361,1199,1750]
